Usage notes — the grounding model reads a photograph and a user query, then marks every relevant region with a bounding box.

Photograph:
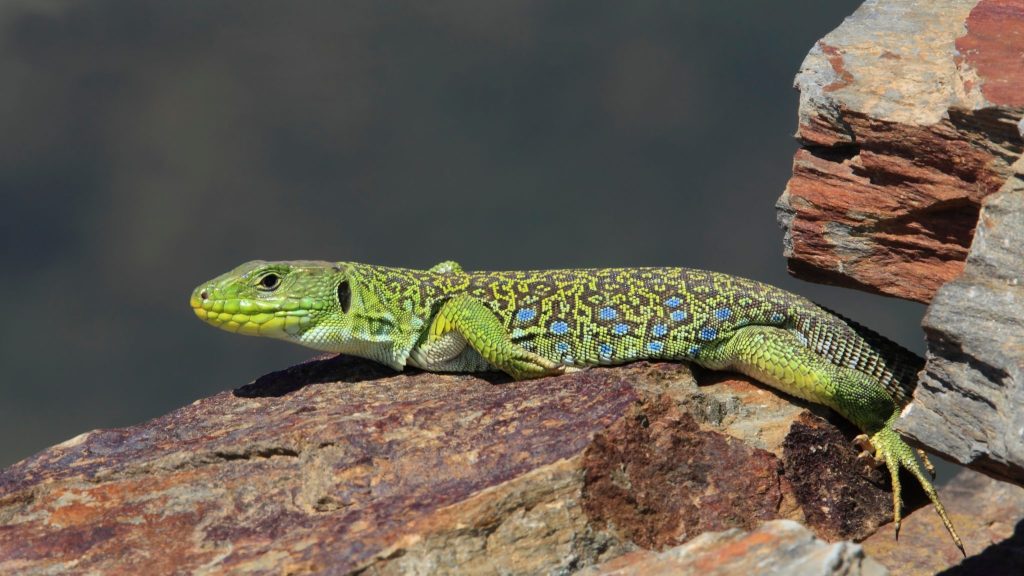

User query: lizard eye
[256,273,282,291]
[337,280,351,313]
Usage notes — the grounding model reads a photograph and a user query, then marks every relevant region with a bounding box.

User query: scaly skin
[191,259,964,554]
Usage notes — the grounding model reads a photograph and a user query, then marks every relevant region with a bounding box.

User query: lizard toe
[870,424,964,555]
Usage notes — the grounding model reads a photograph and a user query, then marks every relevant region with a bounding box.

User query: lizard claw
[853,433,885,469]
[852,433,873,454]
[917,448,937,479]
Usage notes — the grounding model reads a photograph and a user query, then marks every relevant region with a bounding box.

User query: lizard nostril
[200,290,209,300]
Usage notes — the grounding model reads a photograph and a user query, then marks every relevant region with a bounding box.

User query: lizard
[190,259,964,554]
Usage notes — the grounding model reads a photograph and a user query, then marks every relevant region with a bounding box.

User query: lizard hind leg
[705,325,964,556]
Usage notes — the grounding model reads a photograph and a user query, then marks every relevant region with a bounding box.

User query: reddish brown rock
[781,1,1024,549]
[0,357,638,575]
[778,0,1024,303]
[583,378,897,550]
[0,358,900,574]
[584,469,1024,575]
[782,413,893,543]
[956,0,1024,107]
[582,395,789,549]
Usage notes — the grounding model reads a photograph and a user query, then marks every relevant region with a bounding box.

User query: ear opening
[337,280,351,313]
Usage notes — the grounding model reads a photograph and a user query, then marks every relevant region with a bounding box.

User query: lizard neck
[302,263,462,369]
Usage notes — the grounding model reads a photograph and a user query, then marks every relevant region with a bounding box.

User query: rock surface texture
[1,358,1021,574]
[581,520,889,576]
[898,169,1024,485]
[862,468,1024,576]
[0,358,916,575]
[778,0,1024,303]
[781,0,1024,491]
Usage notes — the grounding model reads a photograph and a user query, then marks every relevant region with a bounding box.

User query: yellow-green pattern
[190,260,963,554]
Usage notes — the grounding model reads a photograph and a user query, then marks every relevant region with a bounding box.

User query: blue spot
[770,312,785,324]
[652,324,668,337]
[599,343,614,357]
[515,308,536,322]
[714,308,732,321]
[598,307,618,321]
[699,327,718,341]
[688,345,701,356]
[670,310,687,322]
[665,296,681,308]
[550,321,569,335]
[613,323,629,336]
[647,341,664,353]
[556,342,570,353]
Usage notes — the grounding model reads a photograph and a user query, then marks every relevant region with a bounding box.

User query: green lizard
[191,259,963,554]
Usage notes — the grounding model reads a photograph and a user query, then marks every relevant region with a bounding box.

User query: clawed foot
[870,424,965,557]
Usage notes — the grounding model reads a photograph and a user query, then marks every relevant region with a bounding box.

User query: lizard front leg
[413,294,564,380]
[703,325,964,555]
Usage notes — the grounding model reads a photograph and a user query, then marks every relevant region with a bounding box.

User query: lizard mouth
[190,288,311,337]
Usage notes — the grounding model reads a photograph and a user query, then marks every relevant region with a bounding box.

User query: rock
[777,0,1024,303]
[583,394,794,550]
[778,0,1024,518]
[896,166,1024,486]
[861,468,1024,575]
[0,358,898,575]
[581,520,888,576]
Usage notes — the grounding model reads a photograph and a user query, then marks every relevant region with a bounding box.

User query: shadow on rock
[939,518,1024,575]
[234,355,400,397]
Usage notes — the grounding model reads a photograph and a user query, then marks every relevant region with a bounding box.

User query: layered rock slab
[0,358,901,575]
[777,0,1024,303]
[779,0,1024,500]
[583,469,1024,576]
[897,167,1024,486]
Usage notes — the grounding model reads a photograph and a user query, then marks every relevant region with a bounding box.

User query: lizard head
[190,260,358,352]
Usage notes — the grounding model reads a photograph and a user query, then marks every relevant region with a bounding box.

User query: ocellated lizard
[191,260,964,554]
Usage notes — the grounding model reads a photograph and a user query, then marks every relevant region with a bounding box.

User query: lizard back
[435,267,922,405]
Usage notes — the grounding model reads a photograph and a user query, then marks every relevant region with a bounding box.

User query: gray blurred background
[2,0,930,468]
